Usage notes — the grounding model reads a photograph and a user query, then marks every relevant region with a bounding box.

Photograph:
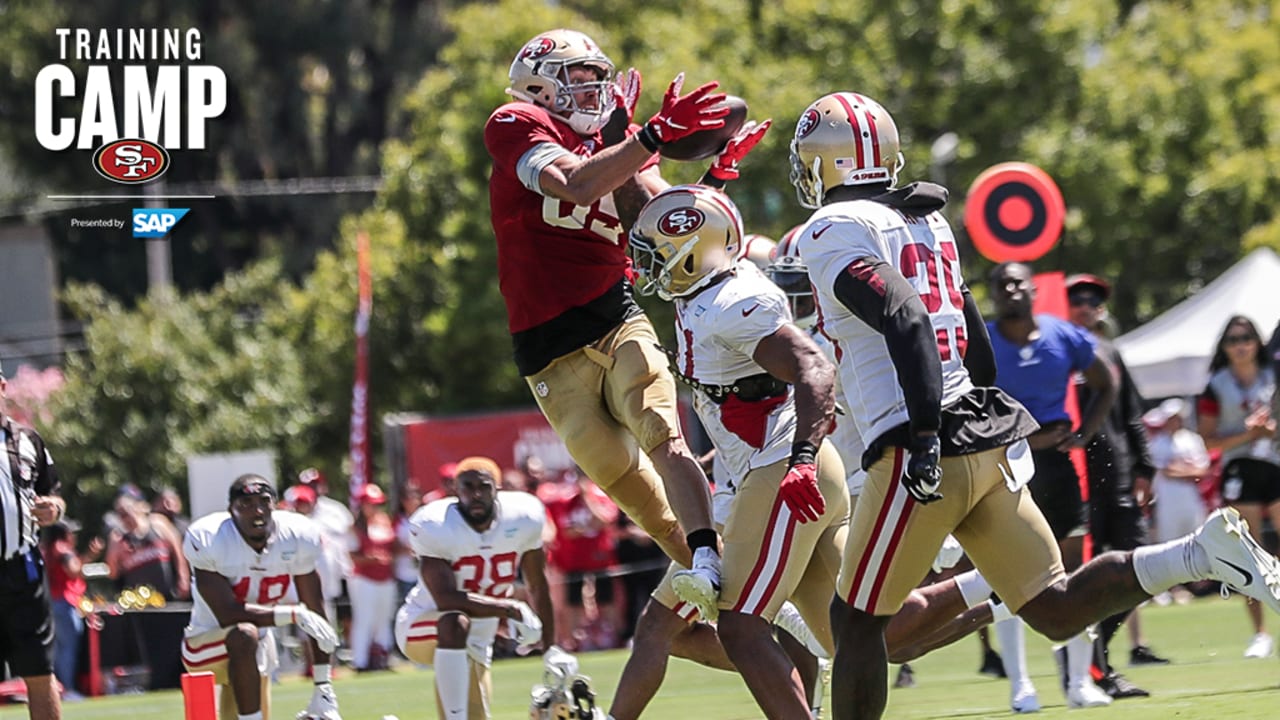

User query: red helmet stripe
[832,93,866,169]
[850,93,883,167]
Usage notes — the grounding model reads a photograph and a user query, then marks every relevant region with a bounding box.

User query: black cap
[228,474,277,502]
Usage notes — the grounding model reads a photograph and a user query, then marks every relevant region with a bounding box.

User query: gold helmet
[508,29,616,136]
[789,92,904,209]
[629,185,744,301]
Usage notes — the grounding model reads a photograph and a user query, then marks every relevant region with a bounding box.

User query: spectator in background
[1196,315,1279,659]
[40,520,102,701]
[520,455,553,497]
[348,484,397,671]
[424,462,457,504]
[153,486,191,539]
[544,467,620,650]
[105,493,190,600]
[613,512,667,642]
[1066,274,1166,695]
[1147,400,1211,544]
[988,261,1118,709]
[394,485,424,602]
[1269,320,1280,458]
[298,467,356,539]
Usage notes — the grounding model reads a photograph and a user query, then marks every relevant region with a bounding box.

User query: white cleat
[1066,681,1113,709]
[1196,508,1280,615]
[673,548,722,622]
[774,601,829,660]
[1244,632,1274,659]
[1010,682,1040,713]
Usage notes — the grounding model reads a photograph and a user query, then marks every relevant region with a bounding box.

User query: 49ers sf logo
[520,37,556,61]
[658,207,705,236]
[796,108,821,139]
[92,139,170,184]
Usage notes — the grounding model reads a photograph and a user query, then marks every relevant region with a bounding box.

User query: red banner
[401,408,572,496]
[349,231,372,501]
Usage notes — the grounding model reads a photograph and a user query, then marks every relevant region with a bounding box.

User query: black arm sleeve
[959,285,996,386]
[1117,355,1156,478]
[831,258,942,434]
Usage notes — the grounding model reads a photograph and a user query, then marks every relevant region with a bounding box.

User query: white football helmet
[508,29,616,136]
[628,185,744,301]
[766,225,816,329]
[740,233,777,271]
[789,92,905,209]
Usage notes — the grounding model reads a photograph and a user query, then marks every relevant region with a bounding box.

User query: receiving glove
[707,119,772,181]
[903,434,944,504]
[543,644,580,679]
[601,67,642,146]
[779,441,825,523]
[296,682,341,720]
[638,74,728,148]
[274,605,339,654]
[508,600,543,650]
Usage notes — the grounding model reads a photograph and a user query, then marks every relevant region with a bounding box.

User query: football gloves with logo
[296,682,341,720]
[903,434,944,504]
[274,605,339,654]
[780,441,825,523]
[638,74,728,150]
[708,119,772,181]
[508,600,543,650]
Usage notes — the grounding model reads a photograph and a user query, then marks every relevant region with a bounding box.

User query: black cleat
[979,648,1007,678]
[1129,644,1171,666]
[1097,672,1150,699]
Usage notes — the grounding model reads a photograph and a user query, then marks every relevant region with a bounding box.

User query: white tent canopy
[1116,247,1280,399]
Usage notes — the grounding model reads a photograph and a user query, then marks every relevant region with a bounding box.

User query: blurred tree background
[1,0,1277,529]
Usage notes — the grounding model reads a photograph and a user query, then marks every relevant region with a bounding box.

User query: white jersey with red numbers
[183,510,323,636]
[674,262,797,487]
[799,199,974,450]
[401,492,545,653]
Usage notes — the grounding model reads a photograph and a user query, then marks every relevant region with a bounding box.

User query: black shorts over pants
[0,551,55,677]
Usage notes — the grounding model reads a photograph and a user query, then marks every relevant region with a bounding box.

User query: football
[658,95,748,162]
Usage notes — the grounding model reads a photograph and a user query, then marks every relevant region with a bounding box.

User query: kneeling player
[182,476,342,720]
[396,457,577,720]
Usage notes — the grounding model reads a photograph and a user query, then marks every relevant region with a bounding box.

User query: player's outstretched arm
[959,285,996,386]
[194,568,279,628]
[420,556,525,621]
[520,547,556,650]
[294,570,333,665]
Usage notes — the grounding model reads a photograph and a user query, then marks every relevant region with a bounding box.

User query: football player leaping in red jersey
[485,29,730,615]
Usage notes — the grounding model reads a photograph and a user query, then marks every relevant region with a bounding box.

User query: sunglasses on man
[1068,292,1104,308]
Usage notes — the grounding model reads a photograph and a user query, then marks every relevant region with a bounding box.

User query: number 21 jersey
[800,198,974,450]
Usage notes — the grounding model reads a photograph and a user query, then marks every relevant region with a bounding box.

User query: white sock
[237,714,263,720]
[1132,536,1212,595]
[1066,631,1093,690]
[996,616,1031,688]
[955,570,993,608]
[988,599,1014,623]
[435,648,470,717]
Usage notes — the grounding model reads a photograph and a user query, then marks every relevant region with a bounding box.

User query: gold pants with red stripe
[393,608,493,720]
[838,445,1065,616]
[524,315,689,567]
[652,442,849,654]
[181,627,273,720]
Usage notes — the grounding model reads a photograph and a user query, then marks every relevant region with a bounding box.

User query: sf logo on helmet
[659,207,705,236]
[521,37,556,61]
[796,109,821,140]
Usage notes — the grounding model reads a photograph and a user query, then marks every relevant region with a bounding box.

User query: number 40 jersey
[183,510,323,635]
[799,198,975,450]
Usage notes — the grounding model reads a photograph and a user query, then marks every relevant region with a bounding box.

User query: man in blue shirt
[986,262,1118,710]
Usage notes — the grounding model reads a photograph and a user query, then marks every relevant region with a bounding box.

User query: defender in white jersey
[395,457,586,720]
[182,476,341,720]
[626,184,849,719]
[790,91,1280,720]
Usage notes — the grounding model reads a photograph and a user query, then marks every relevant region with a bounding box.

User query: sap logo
[132,208,189,238]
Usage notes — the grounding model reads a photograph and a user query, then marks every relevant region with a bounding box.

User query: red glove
[779,441,825,523]
[708,119,772,181]
[642,74,729,145]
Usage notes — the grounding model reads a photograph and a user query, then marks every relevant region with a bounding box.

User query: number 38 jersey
[402,492,545,643]
[183,510,323,635]
[799,199,974,449]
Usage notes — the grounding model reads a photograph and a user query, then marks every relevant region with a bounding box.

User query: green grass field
[23,596,1280,719]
